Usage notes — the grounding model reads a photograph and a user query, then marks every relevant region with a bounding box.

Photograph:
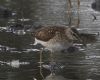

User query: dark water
[0,0,100,80]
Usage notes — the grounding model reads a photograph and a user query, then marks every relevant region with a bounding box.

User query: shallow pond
[0,0,100,80]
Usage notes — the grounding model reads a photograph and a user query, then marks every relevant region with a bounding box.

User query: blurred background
[0,0,100,80]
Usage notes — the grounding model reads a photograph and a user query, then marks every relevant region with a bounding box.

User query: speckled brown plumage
[35,26,67,41]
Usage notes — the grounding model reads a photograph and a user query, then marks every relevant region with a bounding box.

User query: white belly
[46,41,72,52]
[34,38,72,52]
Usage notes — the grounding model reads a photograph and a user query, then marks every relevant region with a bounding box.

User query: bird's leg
[39,48,44,80]
[50,50,54,62]
[50,50,56,75]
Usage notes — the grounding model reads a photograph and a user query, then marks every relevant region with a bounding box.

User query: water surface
[0,0,100,80]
